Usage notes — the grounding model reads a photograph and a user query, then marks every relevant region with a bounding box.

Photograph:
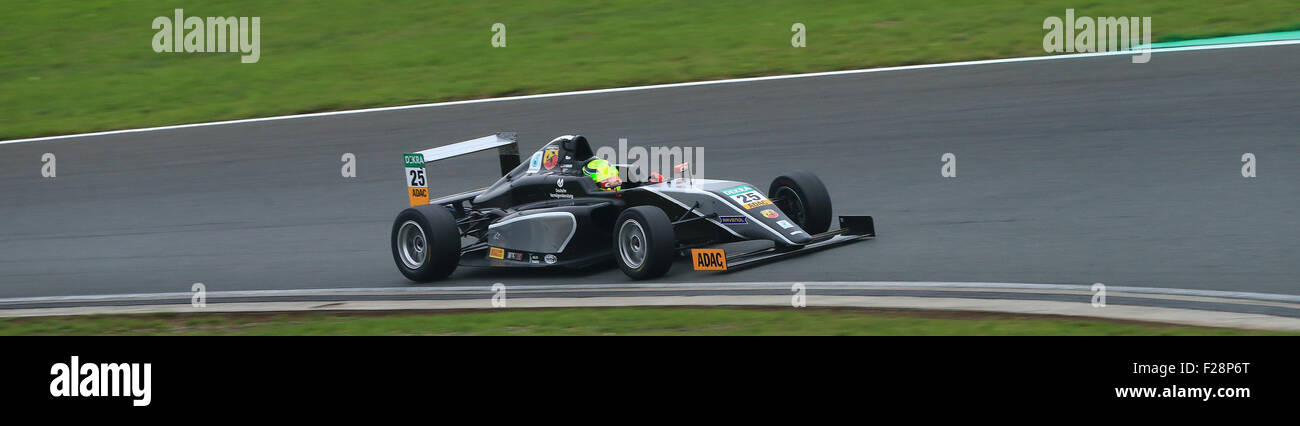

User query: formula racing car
[391,133,875,281]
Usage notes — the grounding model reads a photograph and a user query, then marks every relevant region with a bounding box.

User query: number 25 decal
[730,191,763,204]
[409,169,426,186]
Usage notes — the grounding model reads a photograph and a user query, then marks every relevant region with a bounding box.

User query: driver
[583,157,622,191]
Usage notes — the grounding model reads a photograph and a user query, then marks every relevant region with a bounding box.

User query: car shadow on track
[428,240,775,285]
[441,258,622,283]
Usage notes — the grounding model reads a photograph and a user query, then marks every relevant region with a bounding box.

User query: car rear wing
[403,133,520,206]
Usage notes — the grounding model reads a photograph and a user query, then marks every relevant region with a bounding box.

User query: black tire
[769,170,833,234]
[613,206,676,280]
[391,205,461,282]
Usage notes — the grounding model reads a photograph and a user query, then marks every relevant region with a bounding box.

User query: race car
[391,133,875,281]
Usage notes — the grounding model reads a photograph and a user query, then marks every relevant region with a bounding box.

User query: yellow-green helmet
[583,158,621,191]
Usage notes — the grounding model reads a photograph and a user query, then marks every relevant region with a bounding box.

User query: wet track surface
[1,45,1298,298]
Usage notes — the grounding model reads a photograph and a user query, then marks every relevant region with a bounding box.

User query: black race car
[392,133,875,281]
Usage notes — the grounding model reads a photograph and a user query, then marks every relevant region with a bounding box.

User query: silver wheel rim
[618,219,647,269]
[774,186,805,226]
[397,220,427,270]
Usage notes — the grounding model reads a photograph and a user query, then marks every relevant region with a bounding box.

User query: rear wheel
[391,205,461,282]
[770,170,833,234]
[614,206,676,280]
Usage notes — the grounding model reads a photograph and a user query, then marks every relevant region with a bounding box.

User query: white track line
[3,281,1298,304]
[4,39,1299,146]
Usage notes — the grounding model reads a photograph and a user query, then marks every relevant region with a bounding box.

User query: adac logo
[543,148,560,170]
[691,249,727,271]
[761,209,779,218]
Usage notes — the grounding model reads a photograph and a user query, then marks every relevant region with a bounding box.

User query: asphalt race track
[1,45,1298,299]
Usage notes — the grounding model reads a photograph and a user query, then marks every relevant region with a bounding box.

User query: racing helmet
[583,157,621,191]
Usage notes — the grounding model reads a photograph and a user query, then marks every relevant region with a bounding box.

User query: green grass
[0,307,1290,335]
[3,0,1298,139]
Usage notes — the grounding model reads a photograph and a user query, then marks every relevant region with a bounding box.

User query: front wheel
[391,205,461,282]
[614,206,676,280]
[769,170,833,234]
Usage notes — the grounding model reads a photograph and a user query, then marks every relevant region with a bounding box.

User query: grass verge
[3,1,1298,139]
[0,307,1291,336]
